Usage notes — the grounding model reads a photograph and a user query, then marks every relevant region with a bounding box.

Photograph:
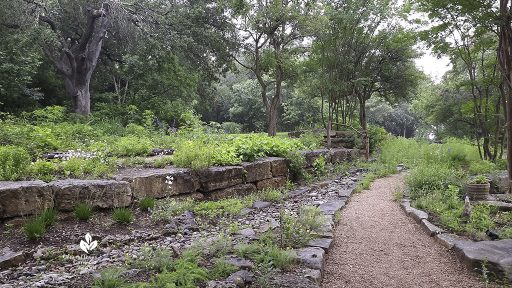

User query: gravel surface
[322,174,487,288]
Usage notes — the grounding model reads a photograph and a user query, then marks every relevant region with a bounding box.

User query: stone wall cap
[0,180,48,190]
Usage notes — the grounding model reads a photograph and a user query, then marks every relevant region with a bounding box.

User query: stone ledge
[0,181,54,218]
[115,167,199,198]
[52,179,132,211]
[241,160,272,183]
[197,166,244,192]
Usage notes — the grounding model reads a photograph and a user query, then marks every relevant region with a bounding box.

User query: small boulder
[296,247,325,270]
[0,248,27,269]
[226,270,255,287]
[252,201,272,209]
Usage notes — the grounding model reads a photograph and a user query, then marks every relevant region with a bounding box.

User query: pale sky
[415,50,452,83]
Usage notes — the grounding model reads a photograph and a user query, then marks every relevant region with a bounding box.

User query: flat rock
[318,200,345,215]
[400,199,412,213]
[308,238,333,252]
[420,219,444,237]
[52,179,132,211]
[435,233,465,250]
[252,201,271,209]
[304,268,322,284]
[338,188,354,198]
[454,239,512,282]
[0,248,27,269]
[0,181,54,218]
[241,160,272,183]
[296,247,325,270]
[197,166,244,192]
[115,167,199,198]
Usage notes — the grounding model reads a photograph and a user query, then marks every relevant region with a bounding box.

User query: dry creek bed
[0,169,364,288]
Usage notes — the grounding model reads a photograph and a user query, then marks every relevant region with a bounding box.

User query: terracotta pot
[466,183,490,200]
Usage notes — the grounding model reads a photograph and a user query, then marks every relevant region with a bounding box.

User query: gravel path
[322,174,487,288]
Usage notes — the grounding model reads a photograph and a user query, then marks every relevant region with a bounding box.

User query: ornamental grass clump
[112,208,133,224]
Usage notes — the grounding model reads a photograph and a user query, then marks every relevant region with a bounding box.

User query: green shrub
[208,259,238,280]
[312,155,328,177]
[24,217,46,240]
[26,106,67,124]
[467,204,496,234]
[0,146,31,180]
[124,123,147,136]
[367,125,389,153]
[128,246,174,272]
[112,136,153,157]
[61,157,115,178]
[278,206,323,248]
[406,164,465,199]
[220,122,243,134]
[74,203,93,221]
[173,141,240,170]
[235,242,296,270]
[153,156,173,168]
[232,134,305,162]
[468,160,497,175]
[112,208,133,224]
[151,199,195,222]
[298,131,323,150]
[193,198,248,218]
[30,160,58,182]
[92,267,127,288]
[469,175,489,184]
[151,254,208,287]
[259,188,286,203]
[139,197,156,212]
[286,150,306,179]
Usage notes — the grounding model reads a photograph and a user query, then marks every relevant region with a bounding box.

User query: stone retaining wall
[0,148,361,219]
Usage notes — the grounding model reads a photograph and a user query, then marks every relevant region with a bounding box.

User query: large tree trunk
[40,6,109,115]
[498,0,512,193]
[64,78,91,115]
[268,96,280,136]
[358,95,370,160]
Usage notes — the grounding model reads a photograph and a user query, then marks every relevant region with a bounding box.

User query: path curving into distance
[322,174,487,288]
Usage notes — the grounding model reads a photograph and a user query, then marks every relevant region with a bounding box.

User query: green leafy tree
[229,0,321,136]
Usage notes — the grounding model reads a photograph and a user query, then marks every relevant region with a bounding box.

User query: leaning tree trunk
[41,6,109,115]
[498,0,512,193]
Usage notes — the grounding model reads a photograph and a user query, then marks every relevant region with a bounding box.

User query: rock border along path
[322,174,488,288]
